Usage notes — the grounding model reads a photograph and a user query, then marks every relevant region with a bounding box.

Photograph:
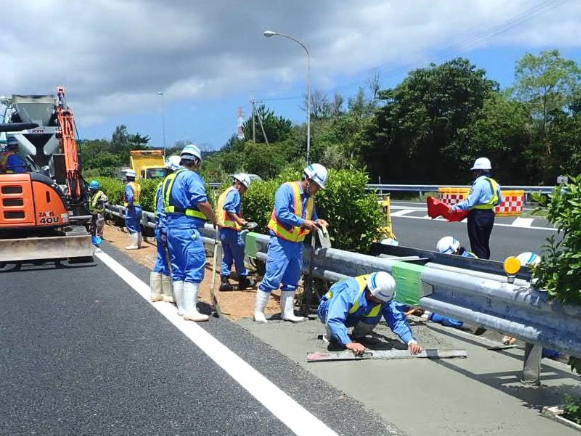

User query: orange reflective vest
[267,181,314,242]
[217,186,241,231]
[123,181,141,207]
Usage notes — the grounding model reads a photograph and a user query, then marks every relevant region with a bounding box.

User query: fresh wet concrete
[239,315,581,436]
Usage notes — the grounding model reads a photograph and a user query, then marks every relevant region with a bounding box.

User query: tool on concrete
[307,348,467,362]
[486,344,520,351]
[209,227,223,317]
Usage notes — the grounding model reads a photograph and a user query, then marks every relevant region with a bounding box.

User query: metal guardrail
[367,184,555,195]
[106,203,577,384]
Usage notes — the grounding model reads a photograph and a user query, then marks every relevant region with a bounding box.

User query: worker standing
[150,156,181,303]
[163,144,216,322]
[2,137,28,173]
[88,180,108,250]
[254,164,329,324]
[317,272,423,355]
[217,173,256,292]
[452,157,502,259]
[123,169,142,250]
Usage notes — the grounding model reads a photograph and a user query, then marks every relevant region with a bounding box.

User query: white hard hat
[436,236,460,254]
[367,271,396,302]
[166,155,181,171]
[181,144,202,162]
[471,157,492,171]
[516,252,541,267]
[233,173,251,188]
[125,169,136,178]
[304,163,328,189]
[380,238,399,246]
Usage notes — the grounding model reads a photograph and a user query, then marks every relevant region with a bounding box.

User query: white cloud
[0,0,579,128]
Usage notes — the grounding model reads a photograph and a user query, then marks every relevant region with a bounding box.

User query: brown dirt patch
[102,222,281,320]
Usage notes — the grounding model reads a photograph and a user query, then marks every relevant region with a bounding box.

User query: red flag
[426,196,469,222]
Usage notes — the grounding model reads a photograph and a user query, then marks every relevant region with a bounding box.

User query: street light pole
[263,30,311,165]
[157,91,166,158]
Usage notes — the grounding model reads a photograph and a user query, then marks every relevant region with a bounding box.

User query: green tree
[363,58,498,183]
[242,105,293,144]
[512,50,581,163]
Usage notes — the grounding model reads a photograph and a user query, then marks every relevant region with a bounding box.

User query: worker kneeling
[317,272,423,356]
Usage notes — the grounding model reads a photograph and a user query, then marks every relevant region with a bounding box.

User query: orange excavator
[0,87,93,263]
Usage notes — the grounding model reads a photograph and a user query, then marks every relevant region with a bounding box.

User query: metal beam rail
[366,184,555,195]
[105,204,578,384]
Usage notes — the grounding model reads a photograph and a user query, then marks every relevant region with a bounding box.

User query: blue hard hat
[89,180,101,190]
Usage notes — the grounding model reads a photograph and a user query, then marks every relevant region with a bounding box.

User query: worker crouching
[124,170,142,250]
[254,164,329,323]
[317,272,423,356]
[217,173,256,291]
[163,144,217,322]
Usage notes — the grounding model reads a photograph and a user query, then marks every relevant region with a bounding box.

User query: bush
[242,168,383,253]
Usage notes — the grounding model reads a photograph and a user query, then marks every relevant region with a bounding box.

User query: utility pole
[251,96,256,143]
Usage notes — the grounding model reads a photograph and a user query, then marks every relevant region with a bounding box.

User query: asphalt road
[0,244,398,436]
[390,201,556,261]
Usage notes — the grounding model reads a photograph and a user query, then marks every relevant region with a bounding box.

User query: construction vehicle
[130,149,171,180]
[0,87,93,263]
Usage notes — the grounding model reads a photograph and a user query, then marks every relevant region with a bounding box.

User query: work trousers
[220,228,248,278]
[153,225,170,276]
[259,235,303,293]
[166,215,206,283]
[91,212,105,238]
[467,209,495,259]
[125,205,142,234]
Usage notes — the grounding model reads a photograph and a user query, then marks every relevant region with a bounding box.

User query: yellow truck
[129,150,171,180]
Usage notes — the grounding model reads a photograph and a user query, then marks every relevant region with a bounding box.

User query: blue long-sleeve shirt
[318,277,414,346]
[223,188,241,216]
[125,183,138,206]
[271,182,318,235]
[453,175,502,211]
[155,183,167,230]
[167,169,208,228]
[6,154,27,173]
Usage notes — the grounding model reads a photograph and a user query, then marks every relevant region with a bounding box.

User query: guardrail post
[521,343,542,386]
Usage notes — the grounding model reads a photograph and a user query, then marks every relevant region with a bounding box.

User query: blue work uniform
[317,277,415,347]
[259,182,318,293]
[6,153,27,173]
[165,170,208,283]
[124,182,142,234]
[220,188,249,279]
[153,183,170,276]
[461,250,478,259]
[453,175,502,260]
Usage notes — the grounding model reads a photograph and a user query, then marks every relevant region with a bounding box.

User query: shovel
[209,227,223,317]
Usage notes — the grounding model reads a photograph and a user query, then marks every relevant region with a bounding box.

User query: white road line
[95,251,337,436]
[391,214,556,231]
[511,217,534,228]
[390,209,415,217]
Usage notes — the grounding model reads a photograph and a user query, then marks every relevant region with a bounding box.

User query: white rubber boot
[137,232,143,249]
[281,291,304,323]
[149,272,163,302]
[125,233,139,250]
[183,282,209,322]
[161,275,174,303]
[253,290,270,323]
[173,280,185,316]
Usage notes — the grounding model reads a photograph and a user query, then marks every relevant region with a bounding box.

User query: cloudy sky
[1,0,580,150]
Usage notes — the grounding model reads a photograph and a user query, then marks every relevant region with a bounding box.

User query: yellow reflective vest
[217,186,241,231]
[267,181,314,242]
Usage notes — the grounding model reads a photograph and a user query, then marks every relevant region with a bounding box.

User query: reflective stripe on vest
[323,275,382,318]
[154,182,163,218]
[123,182,141,207]
[162,169,206,220]
[267,181,314,242]
[217,186,241,231]
[473,177,500,210]
[89,191,105,213]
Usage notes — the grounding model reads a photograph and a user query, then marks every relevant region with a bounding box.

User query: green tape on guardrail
[244,232,261,258]
[391,261,425,306]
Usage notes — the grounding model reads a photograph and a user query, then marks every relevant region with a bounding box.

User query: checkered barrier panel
[438,188,525,217]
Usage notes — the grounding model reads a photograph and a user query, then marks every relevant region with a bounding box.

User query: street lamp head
[263,30,277,38]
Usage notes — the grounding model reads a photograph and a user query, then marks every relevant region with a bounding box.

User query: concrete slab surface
[239,315,581,436]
